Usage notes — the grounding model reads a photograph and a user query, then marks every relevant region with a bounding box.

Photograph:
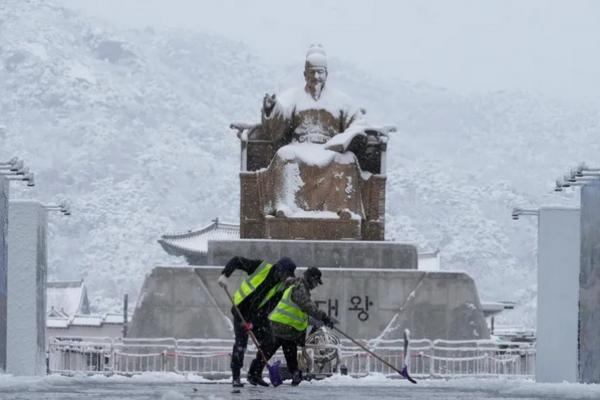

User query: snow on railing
[427,339,535,378]
[48,336,115,374]
[48,336,535,379]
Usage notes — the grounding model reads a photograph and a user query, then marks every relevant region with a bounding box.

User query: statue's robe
[259,85,370,219]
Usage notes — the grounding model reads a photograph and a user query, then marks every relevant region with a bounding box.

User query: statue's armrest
[364,125,396,141]
[230,122,274,171]
[230,122,262,140]
[350,125,395,175]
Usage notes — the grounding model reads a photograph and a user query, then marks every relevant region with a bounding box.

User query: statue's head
[304,44,328,99]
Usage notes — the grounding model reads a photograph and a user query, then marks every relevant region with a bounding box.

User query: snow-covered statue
[231,45,394,240]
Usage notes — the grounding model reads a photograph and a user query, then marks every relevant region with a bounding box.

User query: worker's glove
[217,274,228,288]
[225,257,240,270]
[242,322,253,332]
[322,316,336,329]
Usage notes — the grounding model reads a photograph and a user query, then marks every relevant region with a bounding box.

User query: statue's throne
[231,123,393,241]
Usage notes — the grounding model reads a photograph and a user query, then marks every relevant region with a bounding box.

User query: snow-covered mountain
[2,0,599,325]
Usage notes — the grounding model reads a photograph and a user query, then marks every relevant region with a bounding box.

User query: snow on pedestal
[0,177,8,372]
[536,207,579,383]
[273,146,360,221]
[7,201,47,376]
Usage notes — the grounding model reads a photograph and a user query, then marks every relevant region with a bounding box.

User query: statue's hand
[263,93,277,115]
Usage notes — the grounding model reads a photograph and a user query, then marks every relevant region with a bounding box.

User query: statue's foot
[337,209,352,220]
[276,209,287,218]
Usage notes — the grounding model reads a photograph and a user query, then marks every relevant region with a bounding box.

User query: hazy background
[59,0,600,104]
[3,0,600,327]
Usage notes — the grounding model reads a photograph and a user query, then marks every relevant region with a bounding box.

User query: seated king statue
[232,44,394,241]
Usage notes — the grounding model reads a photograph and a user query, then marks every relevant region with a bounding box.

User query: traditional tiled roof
[47,313,125,329]
[481,301,516,317]
[158,219,239,258]
[47,317,70,329]
[47,280,90,317]
[159,219,441,271]
[48,307,69,319]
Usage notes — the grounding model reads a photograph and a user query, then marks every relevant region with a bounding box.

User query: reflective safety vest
[258,281,285,309]
[233,261,273,306]
[268,284,308,332]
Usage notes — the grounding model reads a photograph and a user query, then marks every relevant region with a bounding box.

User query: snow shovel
[332,326,417,384]
[221,285,283,387]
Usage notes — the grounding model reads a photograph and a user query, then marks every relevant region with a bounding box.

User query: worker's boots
[232,376,244,388]
[247,374,269,387]
[232,369,244,388]
[291,370,302,386]
[247,359,269,387]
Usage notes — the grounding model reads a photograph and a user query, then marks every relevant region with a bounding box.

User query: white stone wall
[536,207,579,383]
[7,201,47,376]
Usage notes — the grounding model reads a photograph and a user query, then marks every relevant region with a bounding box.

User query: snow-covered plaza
[4,1,600,398]
[0,374,599,400]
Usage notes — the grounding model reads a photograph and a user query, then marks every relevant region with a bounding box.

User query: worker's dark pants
[248,335,299,378]
[231,313,270,379]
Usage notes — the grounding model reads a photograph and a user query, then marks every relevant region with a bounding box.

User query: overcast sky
[59,0,600,104]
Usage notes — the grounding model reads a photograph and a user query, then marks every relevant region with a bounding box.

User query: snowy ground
[0,374,599,400]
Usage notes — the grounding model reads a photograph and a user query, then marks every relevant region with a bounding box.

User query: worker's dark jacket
[221,256,292,320]
[271,277,328,342]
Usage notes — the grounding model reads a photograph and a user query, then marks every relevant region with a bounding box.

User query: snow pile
[324,126,366,153]
[1,372,600,398]
[274,162,304,215]
[421,377,600,399]
[310,374,600,399]
[0,372,225,392]
[2,0,600,325]
[0,373,600,400]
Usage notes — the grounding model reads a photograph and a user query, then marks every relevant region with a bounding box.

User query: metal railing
[48,336,535,378]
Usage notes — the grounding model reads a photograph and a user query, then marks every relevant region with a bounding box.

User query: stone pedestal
[264,217,361,240]
[0,178,8,371]
[579,183,600,383]
[7,201,47,376]
[207,239,418,270]
[536,207,579,383]
[129,265,488,341]
[128,267,232,339]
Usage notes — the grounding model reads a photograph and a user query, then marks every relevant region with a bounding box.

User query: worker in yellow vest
[217,256,296,388]
[247,266,335,386]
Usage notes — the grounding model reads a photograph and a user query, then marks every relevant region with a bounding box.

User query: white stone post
[536,207,580,383]
[579,182,600,383]
[0,177,8,371]
[7,200,47,375]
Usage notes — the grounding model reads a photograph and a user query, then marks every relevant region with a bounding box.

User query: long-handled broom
[333,326,417,384]
[221,285,283,387]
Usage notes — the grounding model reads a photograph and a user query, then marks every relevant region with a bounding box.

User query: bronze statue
[232,45,394,240]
